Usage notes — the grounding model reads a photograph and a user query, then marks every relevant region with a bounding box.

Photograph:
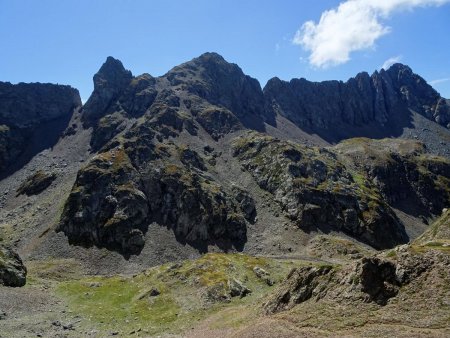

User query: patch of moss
[26,259,85,282]
[59,276,179,332]
[164,163,183,176]
[386,250,397,258]
[409,244,450,254]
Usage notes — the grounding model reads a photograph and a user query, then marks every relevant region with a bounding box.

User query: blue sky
[1,0,450,102]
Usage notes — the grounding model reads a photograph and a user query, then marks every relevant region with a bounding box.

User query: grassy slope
[48,253,305,336]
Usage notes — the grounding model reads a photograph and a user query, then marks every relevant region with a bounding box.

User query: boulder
[16,170,56,196]
[253,266,274,286]
[227,278,251,298]
[0,245,27,287]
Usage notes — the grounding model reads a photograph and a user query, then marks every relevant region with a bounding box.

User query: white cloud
[293,0,450,68]
[381,55,403,69]
[429,78,450,85]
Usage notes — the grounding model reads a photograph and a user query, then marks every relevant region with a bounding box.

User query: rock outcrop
[335,138,450,217]
[264,246,450,313]
[0,81,81,173]
[0,245,27,287]
[16,170,56,196]
[58,54,271,255]
[82,56,134,125]
[233,132,408,249]
[263,265,334,314]
[58,120,247,255]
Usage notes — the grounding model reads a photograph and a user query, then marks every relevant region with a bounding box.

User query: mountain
[1,53,449,258]
[0,53,449,337]
[53,53,449,255]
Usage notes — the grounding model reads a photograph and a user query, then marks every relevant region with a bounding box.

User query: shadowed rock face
[0,82,81,128]
[264,63,450,131]
[0,82,81,174]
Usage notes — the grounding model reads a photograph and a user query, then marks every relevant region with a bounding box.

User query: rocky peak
[93,56,133,91]
[385,63,437,100]
[82,56,133,125]
[385,63,419,84]
[166,52,265,121]
[384,63,449,126]
[193,51,228,65]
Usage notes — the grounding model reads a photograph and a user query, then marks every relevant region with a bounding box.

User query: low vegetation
[45,253,297,335]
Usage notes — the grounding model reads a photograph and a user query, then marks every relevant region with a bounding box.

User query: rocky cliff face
[0,82,81,128]
[0,82,81,173]
[264,64,450,130]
